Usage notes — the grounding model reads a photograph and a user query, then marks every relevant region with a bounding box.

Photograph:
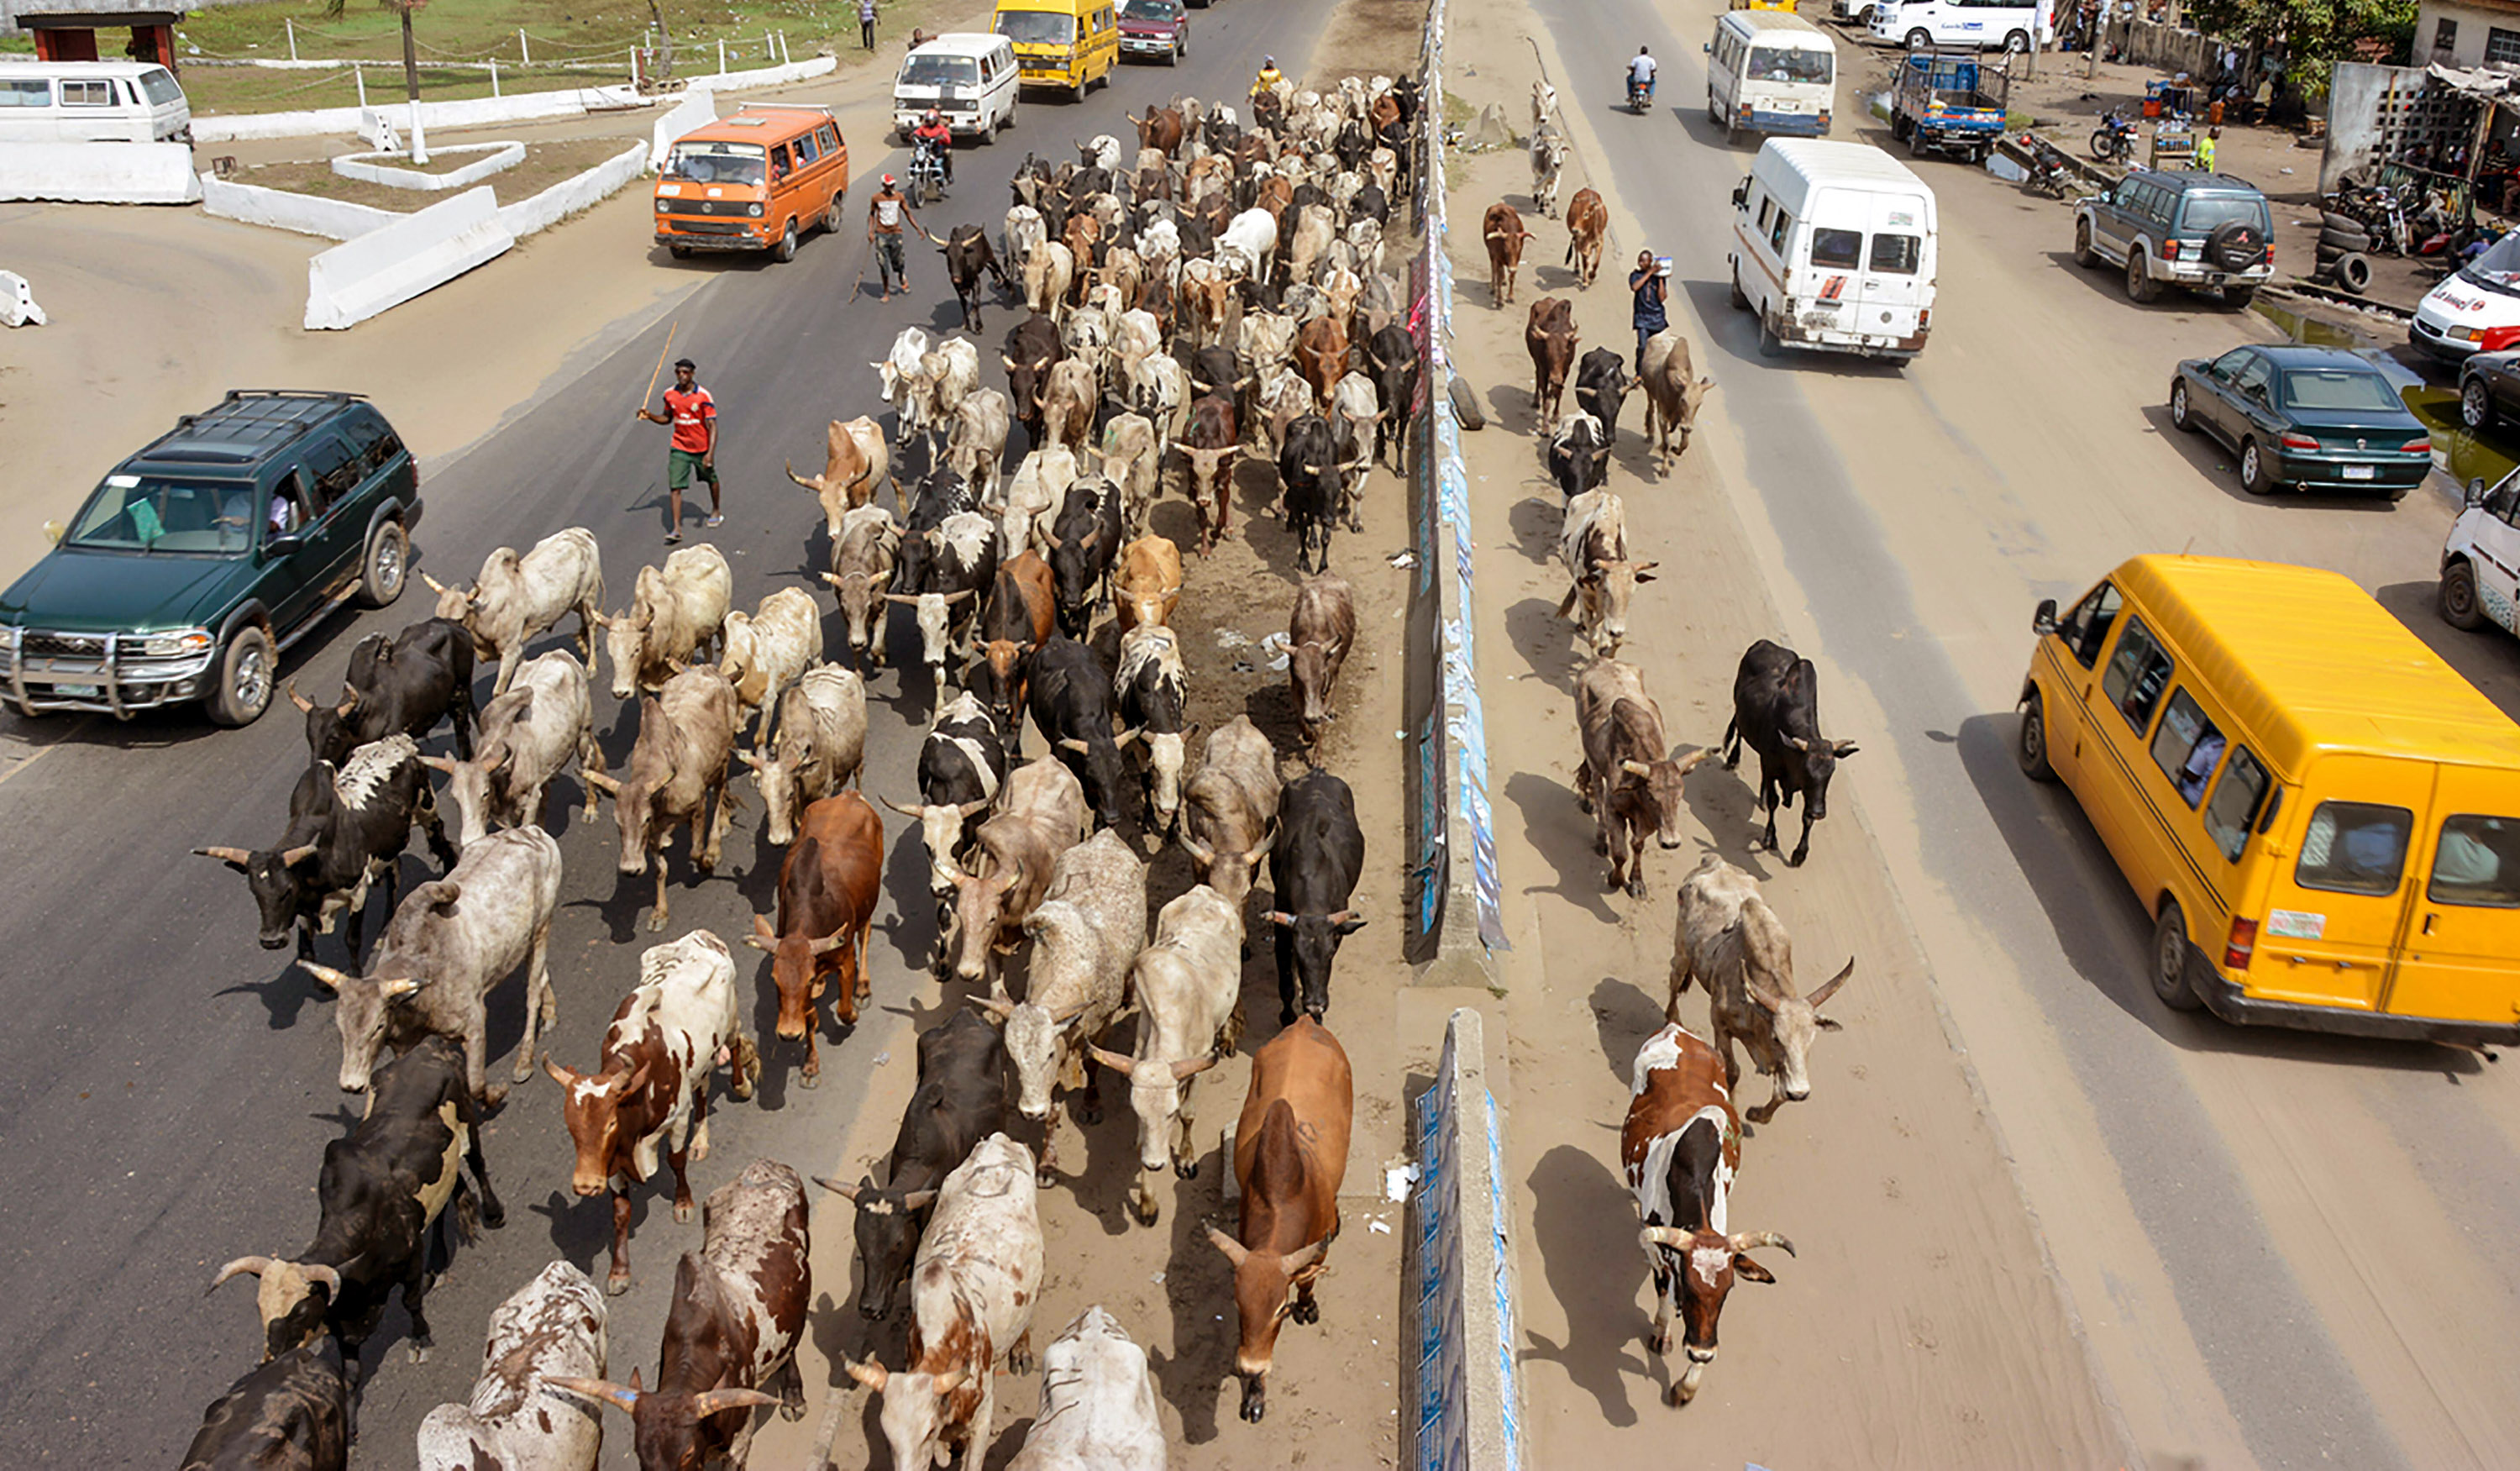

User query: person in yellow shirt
[1254,55,1284,97]
[2193,127,2218,173]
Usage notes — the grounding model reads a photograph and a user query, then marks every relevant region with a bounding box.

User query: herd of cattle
[178,67,1427,1471]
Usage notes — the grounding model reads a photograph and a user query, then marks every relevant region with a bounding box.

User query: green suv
[0,391,423,727]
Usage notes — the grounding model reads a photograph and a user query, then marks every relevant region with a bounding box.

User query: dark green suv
[0,391,423,727]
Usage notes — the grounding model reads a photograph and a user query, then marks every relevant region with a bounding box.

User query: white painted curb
[305,186,514,330]
[497,140,650,239]
[2,271,46,328]
[333,140,523,192]
[200,171,399,240]
[0,142,203,204]
[682,54,837,93]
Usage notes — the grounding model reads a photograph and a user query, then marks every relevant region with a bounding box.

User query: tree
[2180,0,2417,98]
[323,0,429,156]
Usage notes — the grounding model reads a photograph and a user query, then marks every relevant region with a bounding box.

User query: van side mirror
[1703,42,1712,53]
[2468,476,2490,508]
[41,519,63,546]
[2031,597,2059,637]
[1730,179,1750,209]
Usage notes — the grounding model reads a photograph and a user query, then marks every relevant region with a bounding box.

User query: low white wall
[682,54,837,94]
[200,171,398,239]
[0,142,202,205]
[651,90,717,170]
[498,140,649,239]
[195,86,651,144]
[305,185,514,330]
[333,140,523,192]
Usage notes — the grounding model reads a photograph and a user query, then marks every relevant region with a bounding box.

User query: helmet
[925,108,940,121]
[1263,55,1275,66]
[881,172,897,187]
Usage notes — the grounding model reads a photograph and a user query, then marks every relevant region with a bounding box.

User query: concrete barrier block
[201,171,400,240]
[497,141,650,239]
[333,140,523,192]
[197,86,654,144]
[305,186,513,330]
[0,142,203,204]
[652,90,717,171]
[1409,1008,1524,1471]
[2,271,46,328]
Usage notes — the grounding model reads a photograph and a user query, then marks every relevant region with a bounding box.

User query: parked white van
[892,34,1020,141]
[1705,10,1836,143]
[1728,138,1937,360]
[0,60,191,143]
[1868,0,2039,52]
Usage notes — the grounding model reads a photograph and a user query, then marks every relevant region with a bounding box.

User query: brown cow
[785,417,894,542]
[585,665,741,934]
[1565,187,1609,289]
[1554,489,1656,659]
[1181,716,1279,910]
[1209,1016,1352,1424]
[1574,657,1707,898]
[1294,315,1351,412]
[1042,358,1097,452]
[1288,571,1354,750]
[1622,1022,1793,1406]
[970,550,1056,742]
[1525,296,1579,424]
[1131,103,1184,157]
[1640,327,1716,461]
[745,791,882,1088]
[1180,393,1241,554]
[1114,533,1184,634]
[544,928,759,1295]
[1667,854,1854,1123]
[1482,201,1534,307]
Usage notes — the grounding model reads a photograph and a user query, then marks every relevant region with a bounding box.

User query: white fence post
[717,38,727,73]
[354,61,366,109]
[286,17,297,61]
[489,59,499,97]
[519,27,531,64]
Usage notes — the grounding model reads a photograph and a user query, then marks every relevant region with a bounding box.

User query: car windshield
[65,473,255,554]
[2180,193,2267,233]
[1121,0,1174,18]
[1749,45,1832,84]
[664,140,765,186]
[2461,230,2520,292]
[899,54,979,86]
[995,9,1076,43]
[2281,365,2402,413]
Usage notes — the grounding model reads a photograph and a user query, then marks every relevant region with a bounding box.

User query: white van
[0,60,191,143]
[892,34,1020,141]
[1727,138,1937,360]
[1705,11,1836,142]
[1868,0,2038,52]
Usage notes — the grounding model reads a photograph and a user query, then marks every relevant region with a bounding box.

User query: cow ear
[1733,1254,1778,1284]
[1334,915,1368,937]
[1833,740,1861,759]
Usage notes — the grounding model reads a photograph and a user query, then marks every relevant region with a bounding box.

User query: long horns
[193,845,255,867]
[207,1255,275,1292]
[208,1257,339,1295]
[1729,1231,1795,1256]
[546,1375,643,1415]
[1808,957,1856,1009]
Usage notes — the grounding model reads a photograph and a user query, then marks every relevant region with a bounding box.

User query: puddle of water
[2405,387,2517,491]
[1983,150,2025,183]
[2250,297,2360,349]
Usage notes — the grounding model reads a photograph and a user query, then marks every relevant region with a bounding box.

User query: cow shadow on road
[1504,593,1580,694]
[1508,492,1562,565]
[1520,1142,1649,1426]
[1590,975,1667,1085]
[1501,769,1620,923]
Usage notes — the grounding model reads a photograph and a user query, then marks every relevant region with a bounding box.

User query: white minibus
[1728,138,1937,361]
[1868,0,2038,53]
[0,60,191,143]
[1705,11,1836,142]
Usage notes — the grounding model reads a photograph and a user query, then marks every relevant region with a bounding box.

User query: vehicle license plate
[53,684,97,697]
[2342,465,2375,480]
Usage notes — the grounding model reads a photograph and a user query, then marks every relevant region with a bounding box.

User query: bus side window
[2148,688,2224,808]
[2058,581,2121,668]
[2100,616,2172,735]
[2202,747,2269,860]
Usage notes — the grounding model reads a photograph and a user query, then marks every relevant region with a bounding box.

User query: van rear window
[1748,45,1832,84]
[0,81,50,108]
[1871,233,1921,274]
[2297,801,2412,896]
[2428,815,2520,907]
[1811,228,1861,268]
[138,67,183,106]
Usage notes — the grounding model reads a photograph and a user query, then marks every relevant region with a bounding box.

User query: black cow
[1115,626,1191,829]
[1334,118,1370,173]
[1267,769,1366,1026]
[295,617,475,765]
[212,1036,501,1382]
[817,1010,1011,1321]
[1278,413,1340,575]
[891,466,984,602]
[1573,347,1634,449]
[1044,473,1121,638]
[901,691,1011,920]
[1721,638,1859,868]
[1352,181,1390,228]
[1011,151,1055,211]
[1004,313,1064,452]
[1026,632,1134,832]
[942,223,1010,334]
[1364,324,1417,474]
[1547,413,1609,500]
[194,735,456,959]
[1191,344,1243,406]
[179,1333,349,1471]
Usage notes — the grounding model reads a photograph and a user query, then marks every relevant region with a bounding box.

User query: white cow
[598,543,732,699]
[423,528,605,696]
[741,663,869,846]
[949,386,1016,511]
[415,1260,607,1471]
[1004,1306,1168,1471]
[1091,884,1242,1227]
[718,586,823,738]
[1218,208,1279,287]
[425,649,604,848]
[1002,444,1079,560]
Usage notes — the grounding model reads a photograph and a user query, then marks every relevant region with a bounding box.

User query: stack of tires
[2316,210,2374,295]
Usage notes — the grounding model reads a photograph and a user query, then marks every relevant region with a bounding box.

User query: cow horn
[1834,739,1861,758]
[885,593,919,606]
[297,961,354,991]
[1180,832,1215,864]
[193,845,255,867]
[1620,759,1653,779]
[1088,1043,1137,1074]
[419,571,451,595]
[1809,957,1856,1008]
[1672,749,1712,776]
[419,754,457,774]
[810,930,850,956]
[1728,1231,1796,1256]
[1206,1224,1251,1268]
[944,589,975,605]
[843,1357,890,1392]
[1264,911,1294,928]
[814,1175,866,1201]
[379,977,425,1001]
[583,770,623,795]
[548,1376,643,1414]
[969,994,1016,1021]
[879,796,927,818]
[958,796,992,818]
[689,1388,782,1418]
[286,681,315,713]
[1783,734,1812,753]
[1113,727,1141,749]
[1639,1226,1693,1250]
[301,1263,342,1294]
[1279,1237,1326,1274]
[929,1366,969,1397]
[747,914,777,951]
[1057,737,1089,754]
[543,1054,577,1087]
[207,1256,274,1292]
[1172,1053,1219,1081]
[901,1187,940,1211]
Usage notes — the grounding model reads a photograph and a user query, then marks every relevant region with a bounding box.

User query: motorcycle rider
[1628,45,1656,104]
[911,107,954,187]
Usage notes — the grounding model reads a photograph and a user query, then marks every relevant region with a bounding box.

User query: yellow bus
[1730,0,1799,12]
[2019,554,2520,1044]
[993,0,1119,100]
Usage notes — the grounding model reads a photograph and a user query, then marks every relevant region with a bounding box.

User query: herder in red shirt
[634,357,723,544]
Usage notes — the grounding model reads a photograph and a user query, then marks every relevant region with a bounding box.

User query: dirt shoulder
[1434,2,2131,1464]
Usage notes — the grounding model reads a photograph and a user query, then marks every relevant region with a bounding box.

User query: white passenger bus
[1728,138,1937,361]
[1705,11,1836,142]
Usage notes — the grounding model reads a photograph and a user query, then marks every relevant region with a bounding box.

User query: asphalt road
[0,4,1339,1461]
[1521,3,2520,1466]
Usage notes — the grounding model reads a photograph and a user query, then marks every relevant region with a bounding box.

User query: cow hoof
[1292,1297,1319,1326]
[1590,832,1606,854]
[1176,1158,1200,1180]
[606,1272,632,1297]
[1079,1103,1102,1126]
[1036,1167,1057,1188]
[1134,1197,1160,1227]
[675,1198,695,1222]
[482,1202,507,1231]
[644,915,667,933]
[1626,875,1648,900]
[1646,1328,1669,1355]
[480,1084,510,1111]
[801,1069,821,1090]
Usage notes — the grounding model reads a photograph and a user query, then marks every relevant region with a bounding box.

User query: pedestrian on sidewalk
[867,173,921,302]
[634,357,724,544]
[1629,249,1667,370]
[858,0,878,50]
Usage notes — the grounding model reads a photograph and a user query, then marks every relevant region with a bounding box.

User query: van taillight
[2223,917,2257,970]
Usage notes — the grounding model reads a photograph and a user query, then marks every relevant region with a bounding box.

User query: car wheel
[2464,376,2496,431]
[2442,558,2489,630]
[2017,690,2058,782]
[2151,899,2203,1011]
[354,520,407,609]
[2073,217,2098,268]
[776,218,799,262]
[2003,29,2030,52]
[824,190,843,233]
[1730,265,1750,312]
[2239,439,2276,495]
[2170,379,2195,431]
[1905,27,1930,50]
[2124,247,2160,302]
[207,625,275,728]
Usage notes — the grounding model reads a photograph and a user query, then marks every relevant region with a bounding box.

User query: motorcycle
[2090,109,2135,165]
[1626,72,1654,114]
[906,137,949,207]
[2017,130,2072,199]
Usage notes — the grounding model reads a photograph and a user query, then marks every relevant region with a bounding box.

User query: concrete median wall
[498,140,650,239]
[200,171,398,239]
[1409,1008,1525,1471]
[192,55,835,144]
[0,142,202,205]
[652,90,718,170]
[304,185,513,330]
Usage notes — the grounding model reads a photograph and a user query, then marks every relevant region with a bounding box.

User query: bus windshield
[664,140,766,186]
[995,9,1077,44]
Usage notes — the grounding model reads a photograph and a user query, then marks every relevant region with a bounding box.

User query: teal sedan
[2168,344,2433,501]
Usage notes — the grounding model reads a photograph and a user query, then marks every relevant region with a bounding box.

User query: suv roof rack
[137,391,364,465]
